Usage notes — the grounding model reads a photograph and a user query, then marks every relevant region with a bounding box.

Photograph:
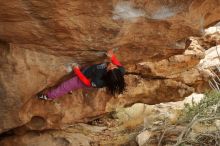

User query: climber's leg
[46,76,85,99]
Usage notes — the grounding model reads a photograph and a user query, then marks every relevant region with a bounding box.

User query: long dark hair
[103,68,126,96]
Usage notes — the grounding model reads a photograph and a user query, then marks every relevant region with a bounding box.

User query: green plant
[179,90,220,123]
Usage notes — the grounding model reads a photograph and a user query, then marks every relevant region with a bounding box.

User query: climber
[37,49,126,100]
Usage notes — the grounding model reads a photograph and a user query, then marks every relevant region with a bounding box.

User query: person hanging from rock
[37,49,126,100]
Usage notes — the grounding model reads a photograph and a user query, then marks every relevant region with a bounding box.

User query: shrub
[179,90,220,123]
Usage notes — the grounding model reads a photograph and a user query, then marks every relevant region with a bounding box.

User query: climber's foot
[37,93,50,100]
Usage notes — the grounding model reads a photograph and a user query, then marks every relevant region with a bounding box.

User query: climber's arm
[73,67,91,87]
[111,54,122,66]
[107,49,122,66]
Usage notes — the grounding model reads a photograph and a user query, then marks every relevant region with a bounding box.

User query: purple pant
[47,76,86,99]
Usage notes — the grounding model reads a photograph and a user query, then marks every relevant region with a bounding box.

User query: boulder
[0,0,220,134]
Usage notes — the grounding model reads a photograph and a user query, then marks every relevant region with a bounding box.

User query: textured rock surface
[0,0,220,135]
[0,93,205,146]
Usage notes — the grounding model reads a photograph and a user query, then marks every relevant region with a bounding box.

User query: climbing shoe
[37,94,50,100]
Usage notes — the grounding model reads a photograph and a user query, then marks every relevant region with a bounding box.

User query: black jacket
[83,63,125,88]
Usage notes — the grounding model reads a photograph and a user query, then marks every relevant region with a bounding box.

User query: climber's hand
[62,63,79,73]
[106,49,114,58]
[71,62,79,69]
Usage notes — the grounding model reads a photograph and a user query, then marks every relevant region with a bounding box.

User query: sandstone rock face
[0,93,205,146]
[0,0,220,134]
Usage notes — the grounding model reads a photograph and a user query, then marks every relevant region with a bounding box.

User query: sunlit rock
[0,0,220,136]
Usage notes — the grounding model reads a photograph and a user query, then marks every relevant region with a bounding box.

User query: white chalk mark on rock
[112,1,145,21]
[150,6,181,20]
